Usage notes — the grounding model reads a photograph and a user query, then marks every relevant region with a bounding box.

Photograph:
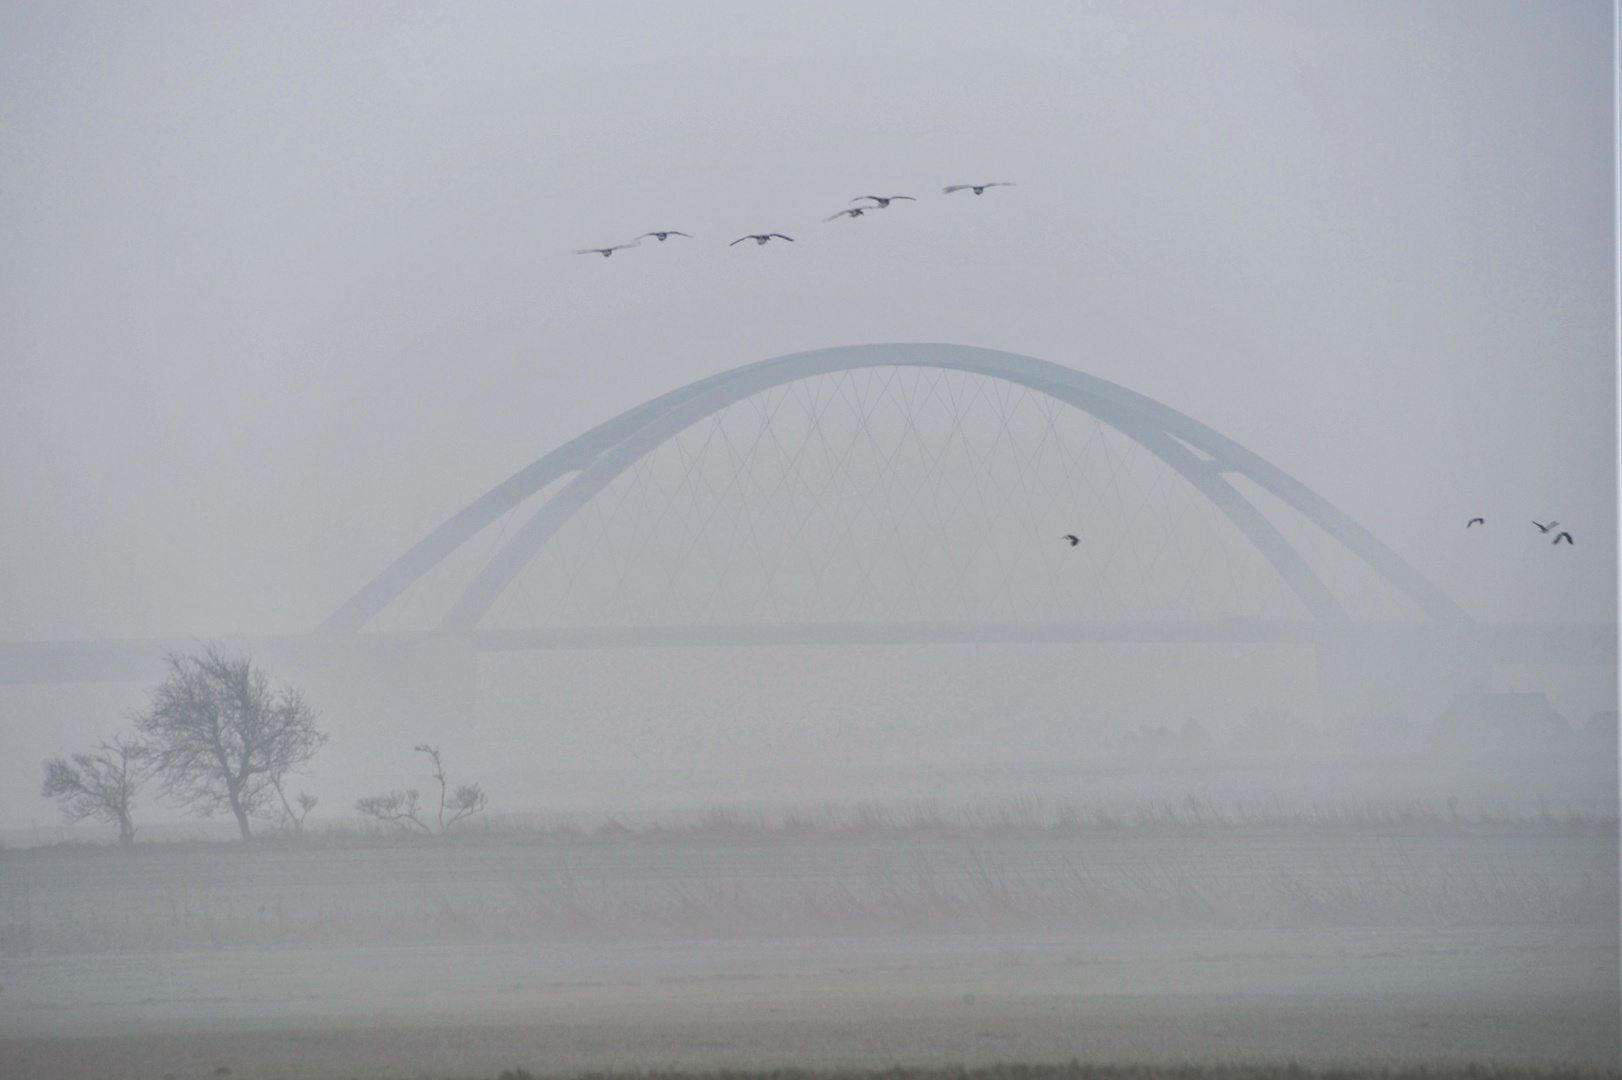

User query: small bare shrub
[356,744,487,835]
[274,784,319,835]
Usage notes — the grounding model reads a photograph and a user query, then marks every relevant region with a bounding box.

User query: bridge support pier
[254,633,479,738]
[1315,628,1488,723]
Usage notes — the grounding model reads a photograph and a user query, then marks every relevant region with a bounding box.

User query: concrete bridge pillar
[256,632,479,739]
[1315,627,1488,723]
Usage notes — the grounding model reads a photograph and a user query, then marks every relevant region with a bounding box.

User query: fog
[0,3,1616,1077]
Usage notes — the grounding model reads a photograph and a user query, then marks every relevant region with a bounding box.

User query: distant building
[1580,710,1618,754]
[1433,691,1570,749]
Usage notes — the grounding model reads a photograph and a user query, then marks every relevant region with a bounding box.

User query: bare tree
[41,734,149,845]
[356,744,487,835]
[137,646,327,840]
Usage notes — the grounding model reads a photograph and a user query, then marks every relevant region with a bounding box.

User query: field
[1,803,1617,1079]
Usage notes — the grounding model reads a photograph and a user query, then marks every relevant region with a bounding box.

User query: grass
[2,799,1614,954]
[470,1065,1622,1080]
[377,796,1620,845]
[19,795,1611,853]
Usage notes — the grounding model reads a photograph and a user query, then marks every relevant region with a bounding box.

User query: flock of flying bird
[1464,517,1574,546]
[573,188,1577,558]
[1057,518,1576,551]
[572,183,1015,257]
[1462,516,1587,548]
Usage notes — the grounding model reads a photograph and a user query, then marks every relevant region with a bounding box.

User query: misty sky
[0,1,1615,645]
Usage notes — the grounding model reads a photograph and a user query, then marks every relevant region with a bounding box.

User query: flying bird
[825,207,867,222]
[1533,520,1560,533]
[943,183,1015,195]
[1466,517,1484,528]
[1553,532,1574,545]
[730,234,794,246]
[634,231,691,242]
[572,242,639,257]
[855,195,915,208]
[1062,534,1080,546]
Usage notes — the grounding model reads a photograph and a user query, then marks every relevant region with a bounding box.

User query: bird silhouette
[1466,517,1484,528]
[1553,532,1574,545]
[1063,534,1080,546]
[572,242,639,257]
[824,207,867,222]
[1533,520,1559,533]
[634,231,691,242]
[944,183,1015,195]
[730,234,794,246]
[855,195,915,207]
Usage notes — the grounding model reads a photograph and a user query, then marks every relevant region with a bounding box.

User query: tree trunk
[229,792,253,840]
[117,813,135,845]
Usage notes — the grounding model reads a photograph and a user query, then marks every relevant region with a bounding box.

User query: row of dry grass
[18,795,1615,853]
[4,834,1614,953]
[478,1065,1622,1080]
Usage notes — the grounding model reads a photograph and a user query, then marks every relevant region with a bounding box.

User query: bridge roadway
[0,621,1612,686]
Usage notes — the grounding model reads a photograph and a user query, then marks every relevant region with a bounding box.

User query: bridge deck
[0,622,1611,685]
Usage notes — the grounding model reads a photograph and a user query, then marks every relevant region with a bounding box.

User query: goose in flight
[855,195,915,208]
[1553,531,1574,545]
[573,242,639,257]
[730,234,794,246]
[634,231,691,242]
[1533,520,1560,533]
[1062,534,1080,546]
[944,183,1015,195]
[1466,517,1484,528]
[825,207,867,222]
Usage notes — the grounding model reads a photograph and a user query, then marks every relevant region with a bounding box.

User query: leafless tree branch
[354,789,432,833]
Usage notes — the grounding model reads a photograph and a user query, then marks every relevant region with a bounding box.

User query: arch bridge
[2,344,1610,721]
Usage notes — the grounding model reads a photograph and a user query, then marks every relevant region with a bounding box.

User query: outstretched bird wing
[1063,535,1080,546]
[769,234,795,241]
[1467,517,1484,527]
[1554,532,1574,545]
[729,237,752,246]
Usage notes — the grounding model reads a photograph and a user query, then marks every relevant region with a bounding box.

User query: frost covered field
[0,803,1617,1078]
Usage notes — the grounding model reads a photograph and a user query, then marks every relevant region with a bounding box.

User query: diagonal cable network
[482,366,1320,629]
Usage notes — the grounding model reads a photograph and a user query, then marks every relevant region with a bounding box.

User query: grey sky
[0,1,1614,646]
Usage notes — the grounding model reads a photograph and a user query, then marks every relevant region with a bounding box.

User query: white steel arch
[320,344,1470,635]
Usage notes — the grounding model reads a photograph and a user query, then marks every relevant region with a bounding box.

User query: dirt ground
[2,823,1616,1078]
[4,925,1617,1078]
